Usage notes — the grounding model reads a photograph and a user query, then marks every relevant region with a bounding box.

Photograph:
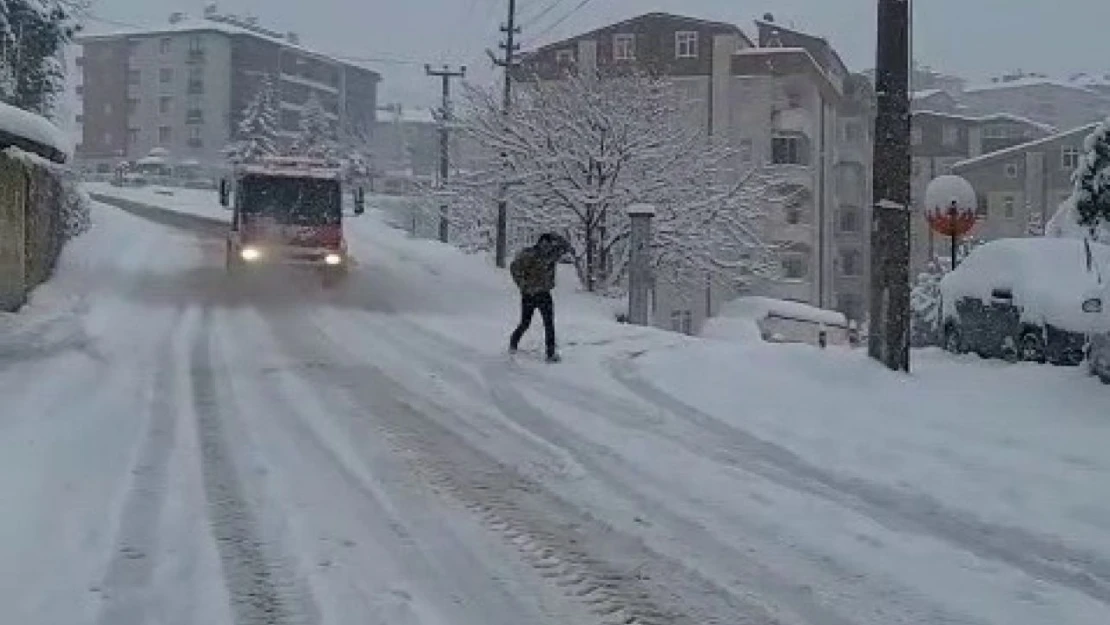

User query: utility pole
[492,0,519,267]
[869,0,913,372]
[425,64,466,243]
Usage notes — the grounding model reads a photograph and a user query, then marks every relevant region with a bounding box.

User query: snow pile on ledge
[0,102,71,158]
[940,237,1110,332]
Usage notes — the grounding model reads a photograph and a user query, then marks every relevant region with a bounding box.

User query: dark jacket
[511,244,562,295]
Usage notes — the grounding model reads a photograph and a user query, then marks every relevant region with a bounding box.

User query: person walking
[509,233,570,363]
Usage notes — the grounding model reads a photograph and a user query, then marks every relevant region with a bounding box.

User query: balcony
[187,80,204,95]
[772,107,813,138]
[187,138,203,148]
[185,109,204,124]
[186,49,206,64]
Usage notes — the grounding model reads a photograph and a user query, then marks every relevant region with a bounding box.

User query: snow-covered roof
[79,15,381,77]
[940,237,1110,333]
[718,296,848,328]
[952,123,1099,171]
[914,109,1057,134]
[962,77,1102,97]
[0,101,72,161]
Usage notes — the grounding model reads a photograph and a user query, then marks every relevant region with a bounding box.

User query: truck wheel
[1019,331,1047,364]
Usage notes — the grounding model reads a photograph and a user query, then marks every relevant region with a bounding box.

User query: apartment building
[950,124,1098,242]
[74,9,380,174]
[909,110,1054,272]
[956,76,1110,131]
[516,12,873,328]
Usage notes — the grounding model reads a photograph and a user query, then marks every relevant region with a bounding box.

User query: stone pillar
[627,203,655,326]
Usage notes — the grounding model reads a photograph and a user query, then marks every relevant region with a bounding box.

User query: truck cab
[221,157,365,284]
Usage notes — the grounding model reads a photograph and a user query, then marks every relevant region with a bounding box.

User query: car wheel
[1019,330,1047,364]
[943,325,965,354]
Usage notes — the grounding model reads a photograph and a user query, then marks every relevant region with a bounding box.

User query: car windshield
[239,174,341,226]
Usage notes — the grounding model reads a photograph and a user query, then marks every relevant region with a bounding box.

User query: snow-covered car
[939,238,1110,365]
[1089,331,1110,383]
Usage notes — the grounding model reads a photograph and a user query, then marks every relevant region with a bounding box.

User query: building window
[782,254,809,280]
[158,126,172,144]
[772,134,807,165]
[128,70,140,85]
[126,98,138,114]
[188,125,203,147]
[613,34,635,60]
[75,84,83,95]
[160,96,172,114]
[840,249,862,276]
[1062,146,1080,171]
[160,68,173,83]
[839,207,860,233]
[1003,195,1016,219]
[675,31,698,59]
[75,114,83,124]
[911,125,922,146]
[1004,163,1019,178]
[785,89,802,109]
[189,35,203,52]
[942,125,959,146]
[160,37,171,54]
[555,49,574,65]
[983,125,1006,139]
[127,128,139,145]
[977,195,989,217]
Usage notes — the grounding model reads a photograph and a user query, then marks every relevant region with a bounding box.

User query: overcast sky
[84,0,1110,107]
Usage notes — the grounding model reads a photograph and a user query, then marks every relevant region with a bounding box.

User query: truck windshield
[238,174,341,226]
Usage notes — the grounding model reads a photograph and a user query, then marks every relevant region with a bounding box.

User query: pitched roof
[952,123,1098,171]
[754,19,848,80]
[79,16,380,78]
[529,11,753,53]
[914,109,1058,134]
[961,77,1101,97]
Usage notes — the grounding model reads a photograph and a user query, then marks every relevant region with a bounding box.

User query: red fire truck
[220,157,365,285]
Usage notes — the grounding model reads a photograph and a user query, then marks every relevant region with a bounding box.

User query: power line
[523,0,599,47]
[520,0,570,29]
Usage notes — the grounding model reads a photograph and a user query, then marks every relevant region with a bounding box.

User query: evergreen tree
[290,93,337,161]
[1072,117,1110,235]
[0,1,83,116]
[225,75,279,164]
[910,259,946,347]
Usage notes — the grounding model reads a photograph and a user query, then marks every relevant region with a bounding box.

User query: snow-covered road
[3,188,1109,625]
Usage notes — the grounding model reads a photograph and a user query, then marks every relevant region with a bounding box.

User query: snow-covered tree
[289,93,338,161]
[451,71,781,293]
[224,74,278,164]
[0,1,84,116]
[910,258,945,347]
[1071,117,1110,238]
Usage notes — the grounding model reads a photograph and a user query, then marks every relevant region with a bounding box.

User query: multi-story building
[74,9,380,175]
[909,110,1054,272]
[516,12,873,328]
[950,123,1098,242]
[955,76,1110,131]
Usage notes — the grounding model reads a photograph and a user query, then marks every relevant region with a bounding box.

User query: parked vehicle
[220,157,366,286]
[939,238,1110,366]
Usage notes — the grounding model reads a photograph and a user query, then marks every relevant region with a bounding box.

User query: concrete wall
[0,159,27,311]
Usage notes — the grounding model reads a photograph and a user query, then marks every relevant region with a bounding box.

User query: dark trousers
[510,292,556,357]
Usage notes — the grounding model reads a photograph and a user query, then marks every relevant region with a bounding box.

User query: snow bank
[940,237,1110,332]
[0,101,72,160]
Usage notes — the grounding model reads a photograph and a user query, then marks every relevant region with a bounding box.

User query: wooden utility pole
[492,0,519,267]
[425,64,466,243]
[869,0,913,372]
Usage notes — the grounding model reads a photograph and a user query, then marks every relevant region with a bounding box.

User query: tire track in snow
[608,357,1110,608]
[190,307,318,625]
[94,309,185,625]
[273,314,799,625]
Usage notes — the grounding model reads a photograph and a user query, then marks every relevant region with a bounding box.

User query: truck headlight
[241,247,261,262]
[324,253,343,266]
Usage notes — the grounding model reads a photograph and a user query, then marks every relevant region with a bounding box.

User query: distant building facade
[517,12,874,328]
[950,124,1098,243]
[956,77,1110,131]
[74,9,380,174]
